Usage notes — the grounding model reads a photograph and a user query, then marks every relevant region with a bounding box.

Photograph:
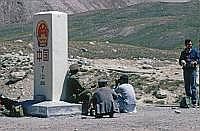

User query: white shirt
[115,83,136,105]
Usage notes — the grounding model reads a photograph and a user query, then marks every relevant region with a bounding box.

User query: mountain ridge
[0,0,191,24]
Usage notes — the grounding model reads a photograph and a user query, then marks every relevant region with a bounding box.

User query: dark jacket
[65,73,90,103]
[91,87,118,115]
[179,48,199,70]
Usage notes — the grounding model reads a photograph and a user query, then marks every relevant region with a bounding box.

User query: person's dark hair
[69,63,80,75]
[185,39,192,46]
[119,74,129,84]
[98,79,108,88]
[70,69,79,75]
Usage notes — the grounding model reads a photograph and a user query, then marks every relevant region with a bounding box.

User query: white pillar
[33,11,68,101]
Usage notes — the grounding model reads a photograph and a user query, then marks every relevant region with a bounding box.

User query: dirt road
[0,105,199,131]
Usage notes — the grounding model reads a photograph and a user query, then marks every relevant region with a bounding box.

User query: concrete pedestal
[26,101,82,117]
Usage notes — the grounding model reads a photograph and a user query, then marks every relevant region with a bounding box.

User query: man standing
[115,74,137,113]
[179,39,199,106]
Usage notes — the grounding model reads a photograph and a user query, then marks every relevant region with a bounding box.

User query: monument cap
[69,63,80,71]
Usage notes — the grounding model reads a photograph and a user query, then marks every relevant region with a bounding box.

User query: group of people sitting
[65,63,137,118]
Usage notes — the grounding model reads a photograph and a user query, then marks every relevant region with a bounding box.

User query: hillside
[0,0,199,50]
[69,0,200,49]
[0,0,191,25]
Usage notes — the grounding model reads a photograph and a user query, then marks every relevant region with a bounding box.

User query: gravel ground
[0,105,200,131]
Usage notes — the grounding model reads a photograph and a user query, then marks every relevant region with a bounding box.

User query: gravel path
[0,105,200,131]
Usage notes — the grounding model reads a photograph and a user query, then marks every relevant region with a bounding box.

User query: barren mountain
[0,0,190,24]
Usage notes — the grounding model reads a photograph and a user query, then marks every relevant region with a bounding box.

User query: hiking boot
[89,109,95,116]
[120,110,128,113]
[191,104,199,108]
[95,114,103,118]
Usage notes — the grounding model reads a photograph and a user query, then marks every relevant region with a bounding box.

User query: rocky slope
[0,0,190,24]
[0,41,186,105]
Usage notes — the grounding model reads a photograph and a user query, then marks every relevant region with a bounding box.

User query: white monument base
[26,101,82,117]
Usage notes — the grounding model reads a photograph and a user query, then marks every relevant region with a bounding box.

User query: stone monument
[26,11,81,117]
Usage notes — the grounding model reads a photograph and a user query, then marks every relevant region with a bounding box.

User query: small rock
[70,114,74,117]
[18,50,24,56]
[14,39,23,43]
[28,43,33,50]
[81,116,87,119]
[142,64,153,69]
[100,50,104,53]
[89,41,95,45]
[19,86,23,89]
[2,46,7,50]
[171,107,178,109]
[143,99,153,104]
[78,59,90,66]
[175,110,181,114]
[80,48,88,52]
[5,71,26,85]
[174,72,179,75]
[154,100,165,105]
[11,71,26,80]
[112,49,117,53]
[155,90,167,99]
[69,55,74,59]
[74,128,78,131]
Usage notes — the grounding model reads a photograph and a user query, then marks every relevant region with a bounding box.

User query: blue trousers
[116,96,136,113]
[183,69,197,104]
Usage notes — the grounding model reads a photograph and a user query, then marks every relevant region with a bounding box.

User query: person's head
[98,79,108,88]
[185,39,192,49]
[119,74,129,84]
[69,63,80,74]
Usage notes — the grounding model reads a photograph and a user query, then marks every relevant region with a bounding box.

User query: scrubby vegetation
[69,41,179,61]
[69,1,200,49]
[0,1,200,50]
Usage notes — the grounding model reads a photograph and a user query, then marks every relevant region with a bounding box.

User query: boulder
[5,71,26,85]
[142,64,153,69]
[155,90,167,99]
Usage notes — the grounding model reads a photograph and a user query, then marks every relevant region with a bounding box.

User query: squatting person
[65,63,92,115]
[90,79,118,118]
[115,74,137,113]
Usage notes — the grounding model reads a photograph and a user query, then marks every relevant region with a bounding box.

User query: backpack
[180,96,191,108]
[8,105,24,117]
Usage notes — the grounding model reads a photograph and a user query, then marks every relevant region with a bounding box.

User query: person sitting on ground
[65,63,92,115]
[115,74,137,113]
[90,79,118,118]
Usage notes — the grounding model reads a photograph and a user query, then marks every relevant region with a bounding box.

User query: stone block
[26,101,82,117]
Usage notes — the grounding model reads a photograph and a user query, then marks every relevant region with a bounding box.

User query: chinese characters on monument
[35,20,49,88]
